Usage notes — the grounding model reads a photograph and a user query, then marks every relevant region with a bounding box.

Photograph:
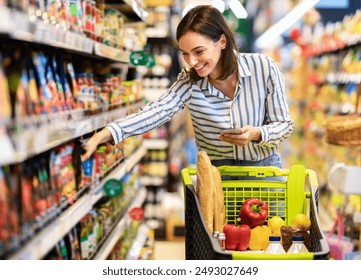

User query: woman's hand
[219,125,261,146]
[81,128,112,162]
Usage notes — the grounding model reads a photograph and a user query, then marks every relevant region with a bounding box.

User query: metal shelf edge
[92,187,147,260]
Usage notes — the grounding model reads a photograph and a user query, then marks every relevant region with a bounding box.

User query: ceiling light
[227,0,248,19]
[255,0,320,49]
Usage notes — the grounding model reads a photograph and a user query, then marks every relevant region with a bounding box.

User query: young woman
[81,5,294,170]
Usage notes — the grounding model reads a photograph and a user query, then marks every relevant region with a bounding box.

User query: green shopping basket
[181,165,330,260]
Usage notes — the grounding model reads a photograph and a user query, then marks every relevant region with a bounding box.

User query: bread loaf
[212,165,225,232]
[196,151,214,234]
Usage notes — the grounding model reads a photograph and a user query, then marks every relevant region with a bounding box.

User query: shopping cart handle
[217,165,289,177]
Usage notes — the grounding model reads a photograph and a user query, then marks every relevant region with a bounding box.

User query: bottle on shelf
[265,236,286,254]
[287,236,309,254]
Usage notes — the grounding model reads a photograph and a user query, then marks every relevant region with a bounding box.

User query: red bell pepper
[223,223,251,251]
[238,198,268,228]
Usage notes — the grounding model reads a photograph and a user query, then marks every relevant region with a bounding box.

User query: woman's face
[178,31,225,79]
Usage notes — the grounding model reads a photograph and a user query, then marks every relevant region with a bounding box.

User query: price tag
[129,207,144,221]
[130,50,148,66]
[103,179,123,197]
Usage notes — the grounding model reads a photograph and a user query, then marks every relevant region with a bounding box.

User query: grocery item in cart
[181,164,330,260]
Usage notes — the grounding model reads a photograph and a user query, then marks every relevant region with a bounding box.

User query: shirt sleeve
[257,56,294,147]
[106,71,192,144]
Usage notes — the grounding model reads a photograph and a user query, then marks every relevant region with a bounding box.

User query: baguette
[212,165,225,232]
[196,151,214,234]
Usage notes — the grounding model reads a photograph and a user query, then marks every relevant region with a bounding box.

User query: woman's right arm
[81,70,191,161]
[81,128,112,161]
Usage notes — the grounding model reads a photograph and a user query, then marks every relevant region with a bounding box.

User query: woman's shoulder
[238,52,272,62]
[168,68,194,92]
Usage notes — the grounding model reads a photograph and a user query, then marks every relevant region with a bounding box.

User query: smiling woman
[81,5,293,174]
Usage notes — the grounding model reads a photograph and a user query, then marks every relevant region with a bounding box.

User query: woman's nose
[188,55,198,67]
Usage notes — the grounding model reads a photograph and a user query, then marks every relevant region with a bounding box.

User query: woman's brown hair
[176,5,238,82]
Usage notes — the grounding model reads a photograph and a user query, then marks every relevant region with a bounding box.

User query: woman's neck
[208,71,238,100]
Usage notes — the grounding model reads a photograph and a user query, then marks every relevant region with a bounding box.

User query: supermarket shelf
[140,175,167,186]
[326,72,361,84]
[8,145,147,260]
[126,223,152,260]
[143,138,168,150]
[94,42,130,63]
[143,88,168,101]
[90,145,147,205]
[169,110,187,136]
[93,186,147,260]
[319,201,335,232]
[0,7,93,54]
[108,0,148,21]
[0,101,143,166]
[0,7,136,62]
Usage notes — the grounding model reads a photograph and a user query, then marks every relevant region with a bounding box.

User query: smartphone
[220,129,242,135]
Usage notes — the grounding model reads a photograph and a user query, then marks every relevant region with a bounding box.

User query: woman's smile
[194,63,207,72]
[178,31,223,78]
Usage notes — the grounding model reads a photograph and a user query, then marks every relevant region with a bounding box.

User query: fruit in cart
[292,213,311,231]
[238,198,268,228]
[267,216,285,235]
[223,222,251,251]
[248,225,272,251]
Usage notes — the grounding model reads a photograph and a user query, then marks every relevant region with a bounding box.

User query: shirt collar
[236,52,252,78]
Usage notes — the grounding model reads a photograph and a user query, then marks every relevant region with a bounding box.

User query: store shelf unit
[0,1,150,260]
[7,145,146,260]
[93,184,147,260]
[0,101,143,166]
[0,6,133,63]
[283,9,361,236]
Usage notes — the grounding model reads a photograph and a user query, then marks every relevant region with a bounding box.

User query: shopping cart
[181,165,330,260]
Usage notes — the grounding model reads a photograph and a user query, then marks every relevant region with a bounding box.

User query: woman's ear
[219,34,227,49]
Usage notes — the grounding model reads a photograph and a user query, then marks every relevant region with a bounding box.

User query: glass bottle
[287,236,309,254]
[265,236,286,254]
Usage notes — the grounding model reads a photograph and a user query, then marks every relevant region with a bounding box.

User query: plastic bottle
[265,236,286,254]
[287,236,309,254]
[217,233,226,251]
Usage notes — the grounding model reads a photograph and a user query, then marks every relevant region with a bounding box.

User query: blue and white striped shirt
[107,52,294,161]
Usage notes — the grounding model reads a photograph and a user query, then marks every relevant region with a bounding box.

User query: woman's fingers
[219,133,249,146]
[81,137,98,162]
[80,129,112,162]
[219,126,261,146]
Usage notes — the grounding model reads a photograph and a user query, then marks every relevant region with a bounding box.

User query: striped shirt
[107,52,294,161]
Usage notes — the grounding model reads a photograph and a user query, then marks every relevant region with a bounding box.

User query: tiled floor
[152,240,186,260]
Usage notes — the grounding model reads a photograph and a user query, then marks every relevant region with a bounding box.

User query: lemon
[268,216,285,234]
[292,213,311,231]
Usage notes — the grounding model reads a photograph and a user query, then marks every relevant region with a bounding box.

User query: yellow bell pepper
[248,225,272,250]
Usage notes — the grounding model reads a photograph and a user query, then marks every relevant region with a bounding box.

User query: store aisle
[152,241,185,260]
